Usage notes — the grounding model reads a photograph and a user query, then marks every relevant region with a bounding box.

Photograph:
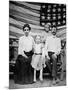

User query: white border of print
[0,0,68,90]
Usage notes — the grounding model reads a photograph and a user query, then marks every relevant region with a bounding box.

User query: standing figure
[43,26,61,84]
[42,23,52,43]
[31,35,46,82]
[42,23,52,74]
[14,24,34,84]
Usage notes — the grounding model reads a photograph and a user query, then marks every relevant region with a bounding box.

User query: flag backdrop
[9,1,66,41]
[40,3,66,27]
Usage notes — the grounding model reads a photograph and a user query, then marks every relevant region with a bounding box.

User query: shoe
[40,80,44,83]
[52,79,56,85]
[32,81,36,83]
[56,78,60,83]
[40,78,43,83]
[33,79,36,83]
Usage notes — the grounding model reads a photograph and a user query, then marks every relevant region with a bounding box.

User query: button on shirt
[44,35,61,55]
[18,35,34,55]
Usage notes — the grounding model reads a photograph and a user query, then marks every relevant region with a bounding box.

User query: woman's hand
[24,55,28,58]
[52,54,57,59]
[22,53,28,58]
[46,55,50,59]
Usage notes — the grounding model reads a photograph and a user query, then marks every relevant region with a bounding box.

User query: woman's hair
[45,23,51,31]
[23,24,31,31]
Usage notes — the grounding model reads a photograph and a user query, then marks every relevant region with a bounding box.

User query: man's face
[44,25,49,32]
[23,27,30,36]
[51,27,56,35]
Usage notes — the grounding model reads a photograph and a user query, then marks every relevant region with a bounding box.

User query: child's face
[35,36,41,43]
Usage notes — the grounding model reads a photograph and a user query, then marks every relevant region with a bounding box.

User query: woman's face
[44,25,49,32]
[23,27,30,36]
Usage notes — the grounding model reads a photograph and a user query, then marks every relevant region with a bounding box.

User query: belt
[34,53,42,55]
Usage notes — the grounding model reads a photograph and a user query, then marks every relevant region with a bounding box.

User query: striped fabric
[9,1,66,41]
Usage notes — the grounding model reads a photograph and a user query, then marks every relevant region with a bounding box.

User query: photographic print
[9,0,66,89]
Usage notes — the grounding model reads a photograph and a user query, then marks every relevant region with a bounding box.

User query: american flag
[40,3,66,27]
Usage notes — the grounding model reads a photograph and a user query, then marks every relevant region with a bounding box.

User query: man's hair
[23,24,31,31]
[51,25,57,30]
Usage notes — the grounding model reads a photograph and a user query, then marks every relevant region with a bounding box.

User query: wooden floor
[9,73,66,89]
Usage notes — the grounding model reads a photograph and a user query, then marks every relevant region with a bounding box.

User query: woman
[14,24,34,84]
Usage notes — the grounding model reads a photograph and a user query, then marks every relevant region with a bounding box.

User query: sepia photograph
[9,0,66,89]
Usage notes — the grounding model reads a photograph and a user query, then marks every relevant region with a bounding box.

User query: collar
[52,35,56,38]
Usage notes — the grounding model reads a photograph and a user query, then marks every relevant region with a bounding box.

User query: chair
[43,54,62,77]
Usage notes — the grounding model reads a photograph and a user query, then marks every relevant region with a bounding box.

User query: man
[44,26,61,84]
[14,24,34,84]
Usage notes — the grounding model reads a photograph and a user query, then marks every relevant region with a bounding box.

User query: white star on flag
[63,15,65,18]
[58,21,61,24]
[58,16,61,19]
[58,4,61,6]
[63,20,65,23]
[53,9,56,12]
[42,16,45,19]
[47,16,50,20]
[58,14,61,16]
[47,9,50,12]
[42,22,45,25]
[53,5,57,7]
[52,22,56,25]
[47,14,51,16]
[53,14,56,16]
[63,8,65,11]
[48,5,51,8]
[42,13,45,15]
[42,5,45,8]
[58,8,61,12]
[53,16,56,20]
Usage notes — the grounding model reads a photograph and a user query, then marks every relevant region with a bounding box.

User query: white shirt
[18,35,34,55]
[44,35,61,55]
[34,43,43,54]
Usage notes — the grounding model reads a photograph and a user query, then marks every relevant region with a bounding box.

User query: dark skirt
[14,51,33,84]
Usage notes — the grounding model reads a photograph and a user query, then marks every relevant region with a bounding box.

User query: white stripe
[10,3,40,17]
[9,35,17,38]
[12,14,40,25]
[57,29,66,36]
[9,17,44,29]
[17,2,40,10]
[57,25,66,29]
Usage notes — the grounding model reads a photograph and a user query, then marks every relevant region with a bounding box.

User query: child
[31,35,46,82]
